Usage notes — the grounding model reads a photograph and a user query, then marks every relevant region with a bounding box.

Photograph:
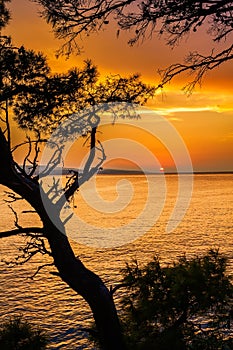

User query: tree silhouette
[0,315,48,350]
[35,0,233,92]
[0,1,154,348]
[120,250,233,349]
[0,0,10,28]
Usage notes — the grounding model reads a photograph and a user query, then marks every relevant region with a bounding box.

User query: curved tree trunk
[42,219,125,350]
[0,129,125,349]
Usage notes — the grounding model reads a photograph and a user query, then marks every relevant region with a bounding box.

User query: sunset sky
[4,0,233,172]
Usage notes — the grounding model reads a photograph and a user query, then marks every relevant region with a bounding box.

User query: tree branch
[35,0,233,90]
[30,262,54,279]
[4,191,23,203]
[36,0,135,56]
[0,227,44,238]
[110,283,129,295]
[158,44,233,93]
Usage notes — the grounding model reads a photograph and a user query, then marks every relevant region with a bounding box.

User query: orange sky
[4,0,233,172]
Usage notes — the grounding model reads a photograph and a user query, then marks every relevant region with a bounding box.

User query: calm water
[0,174,233,349]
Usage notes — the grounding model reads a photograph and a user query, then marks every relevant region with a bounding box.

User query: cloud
[148,90,233,116]
[154,106,216,116]
[167,117,183,122]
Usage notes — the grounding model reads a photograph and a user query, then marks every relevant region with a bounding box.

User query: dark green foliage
[120,250,233,349]
[0,316,48,350]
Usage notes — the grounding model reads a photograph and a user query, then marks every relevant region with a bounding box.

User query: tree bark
[0,129,125,349]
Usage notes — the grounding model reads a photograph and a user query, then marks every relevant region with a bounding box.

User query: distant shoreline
[97,170,233,175]
[28,166,233,176]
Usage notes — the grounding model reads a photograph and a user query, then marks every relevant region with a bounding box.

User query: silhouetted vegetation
[0,316,48,350]
[0,1,154,348]
[1,1,232,349]
[119,250,233,349]
[35,0,233,92]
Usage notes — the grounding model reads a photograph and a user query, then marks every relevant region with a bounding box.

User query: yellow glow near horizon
[4,0,233,172]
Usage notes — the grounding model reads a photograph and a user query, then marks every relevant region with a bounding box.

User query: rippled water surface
[0,174,233,349]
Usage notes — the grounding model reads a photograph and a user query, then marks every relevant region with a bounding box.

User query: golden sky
[5,0,233,172]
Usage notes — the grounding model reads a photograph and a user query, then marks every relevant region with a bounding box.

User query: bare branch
[0,227,44,238]
[35,0,233,89]
[110,282,129,295]
[38,142,63,179]
[8,204,22,229]
[158,44,233,93]
[0,202,43,239]
[3,235,52,268]
[28,136,41,177]
[30,262,54,279]
[4,191,23,203]
[11,134,49,179]
[47,176,64,203]
[79,140,106,186]
[23,135,33,173]
[62,212,74,225]
[62,170,80,201]
[56,125,106,211]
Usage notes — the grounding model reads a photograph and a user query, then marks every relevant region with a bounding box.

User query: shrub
[0,315,48,350]
[120,250,233,349]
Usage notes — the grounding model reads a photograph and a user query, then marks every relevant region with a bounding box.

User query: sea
[0,174,233,349]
